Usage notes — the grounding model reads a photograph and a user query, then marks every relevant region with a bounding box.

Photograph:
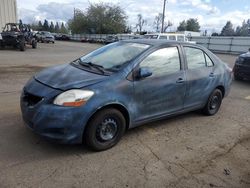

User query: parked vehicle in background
[233,48,250,80]
[21,40,232,151]
[0,23,37,51]
[144,33,196,43]
[55,34,71,41]
[36,31,55,43]
[104,35,119,44]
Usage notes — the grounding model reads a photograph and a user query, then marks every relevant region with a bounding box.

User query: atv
[0,23,37,51]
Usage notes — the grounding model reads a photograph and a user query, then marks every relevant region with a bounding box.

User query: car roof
[122,39,192,46]
[145,33,185,36]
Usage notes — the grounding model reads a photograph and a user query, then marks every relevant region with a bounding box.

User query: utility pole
[161,0,167,33]
[74,8,76,20]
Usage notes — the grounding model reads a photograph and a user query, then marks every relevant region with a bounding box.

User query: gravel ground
[0,41,249,188]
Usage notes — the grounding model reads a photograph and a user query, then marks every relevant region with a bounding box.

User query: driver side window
[140,47,181,77]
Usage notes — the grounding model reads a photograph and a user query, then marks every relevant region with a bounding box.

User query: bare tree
[154,13,162,32]
[136,14,146,33]
[163,20,173,32]
[154,13,172,33]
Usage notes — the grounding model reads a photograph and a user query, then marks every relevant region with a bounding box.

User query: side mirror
[136,67,152,79]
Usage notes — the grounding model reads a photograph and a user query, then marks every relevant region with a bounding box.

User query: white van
[144,33,196,43]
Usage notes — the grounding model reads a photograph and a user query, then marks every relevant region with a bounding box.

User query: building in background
[0,0,17,30]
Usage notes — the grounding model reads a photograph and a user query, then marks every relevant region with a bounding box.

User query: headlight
[236,57,244,64]
[53,89,94,107]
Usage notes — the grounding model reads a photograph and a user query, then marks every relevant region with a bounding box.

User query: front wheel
[19,40,25,51]
[202,89,222,116]
[32,40,37,48]
[84,108,126,151]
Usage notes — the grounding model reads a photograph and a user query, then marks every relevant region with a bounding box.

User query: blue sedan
[20,40,232,151]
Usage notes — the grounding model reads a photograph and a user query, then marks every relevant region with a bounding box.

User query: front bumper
[234,64,250,79]
[20,80,88,144]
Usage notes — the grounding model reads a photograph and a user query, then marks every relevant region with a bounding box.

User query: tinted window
[140,47,180,77]
[185,47,206,69]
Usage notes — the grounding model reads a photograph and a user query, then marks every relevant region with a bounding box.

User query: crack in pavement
[135,126,250,187]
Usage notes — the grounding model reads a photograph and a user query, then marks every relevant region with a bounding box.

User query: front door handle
[176,78,184,83]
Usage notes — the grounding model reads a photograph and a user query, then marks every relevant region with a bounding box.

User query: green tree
[43,19,49,31]
[68,3,127,34]
[49,21,55,33]
[68,9,88,34]
[60,22,68,34]
[186,18,200,32]
[177,20,187,31]
[235,20,250,36]
[38,21,43,31]
[220,21,235,36]
[55,22,60,33]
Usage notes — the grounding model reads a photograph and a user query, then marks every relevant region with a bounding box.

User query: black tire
[203,89,222,116]
[19,40,25,51]
[84,108,126,151]
[32,40,37,48]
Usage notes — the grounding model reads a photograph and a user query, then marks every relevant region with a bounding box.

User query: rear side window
[184,47,206,69]
[140,47,181,77]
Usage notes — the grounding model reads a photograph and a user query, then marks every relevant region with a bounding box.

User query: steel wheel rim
[97,118,118,141]
[210,95,219,110]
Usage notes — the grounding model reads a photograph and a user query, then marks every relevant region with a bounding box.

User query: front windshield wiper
[78,60,106,74]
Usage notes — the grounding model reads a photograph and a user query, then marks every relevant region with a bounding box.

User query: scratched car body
[20,40,232,151]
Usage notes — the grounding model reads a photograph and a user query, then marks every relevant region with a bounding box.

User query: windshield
[79,42,150,71]
[3,24,20,32]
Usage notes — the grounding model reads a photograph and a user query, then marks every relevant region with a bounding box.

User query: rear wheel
[202,89,222,116]
[84,108,126,151]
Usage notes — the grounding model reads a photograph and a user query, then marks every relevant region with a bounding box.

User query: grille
[23,91,43,106]
[243,58,250,65]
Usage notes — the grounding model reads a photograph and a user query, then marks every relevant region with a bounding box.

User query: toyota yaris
[20,40,232,151]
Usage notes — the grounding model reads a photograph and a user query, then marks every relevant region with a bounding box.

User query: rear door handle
[176,78,184,83]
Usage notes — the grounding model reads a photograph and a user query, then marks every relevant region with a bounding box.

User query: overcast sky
[17,0,250,33]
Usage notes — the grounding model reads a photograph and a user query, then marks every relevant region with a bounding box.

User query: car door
[133,46,187,122]
[183,46,215,108]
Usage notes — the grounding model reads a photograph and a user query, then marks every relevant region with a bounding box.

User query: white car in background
[144,33,196,44]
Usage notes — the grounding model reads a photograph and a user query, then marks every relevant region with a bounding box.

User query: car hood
[240,52,250,58]
[34,64,108,90]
